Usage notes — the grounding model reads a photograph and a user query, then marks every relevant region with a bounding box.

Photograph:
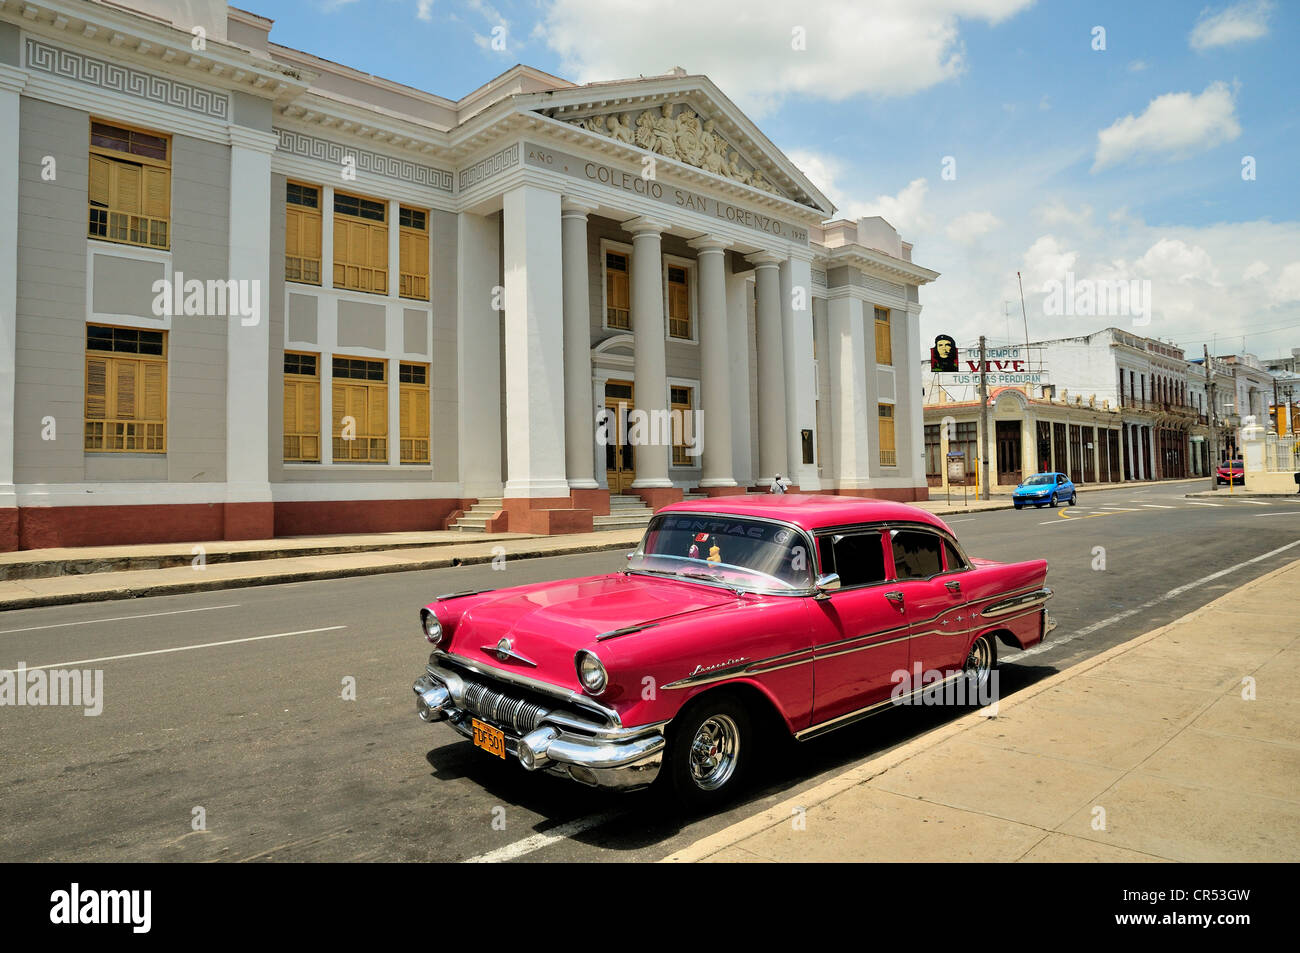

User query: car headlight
[575,650,607,695]
[421,608,443,646]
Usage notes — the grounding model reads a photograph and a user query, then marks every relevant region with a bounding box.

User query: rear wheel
[663,694,752,809]
[1068,492,1077,506]
[962,633,998,701]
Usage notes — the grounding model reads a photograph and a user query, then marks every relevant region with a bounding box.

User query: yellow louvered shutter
[86,357,107,419]
[301,380,320,459]
[143,167,169,220]
[142,362,165,420]
[89,155,111,207]
[303,211,321,260]
[114,164,142,215]
[368,383,386,434]
[115,361,137,419]
[286,206,302,260]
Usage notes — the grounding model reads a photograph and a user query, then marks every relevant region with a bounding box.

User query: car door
[887,527,969,683]
[1056,473,1070,499]
[807,526,911,726]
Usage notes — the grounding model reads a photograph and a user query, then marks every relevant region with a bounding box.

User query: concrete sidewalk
[664,558,1300,863]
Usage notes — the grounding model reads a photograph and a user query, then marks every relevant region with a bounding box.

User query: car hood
[445,573,737,691]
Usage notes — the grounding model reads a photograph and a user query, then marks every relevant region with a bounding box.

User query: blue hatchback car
[1013,472,1077,509]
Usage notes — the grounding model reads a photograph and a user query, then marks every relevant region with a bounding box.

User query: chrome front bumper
[413,663,665,791]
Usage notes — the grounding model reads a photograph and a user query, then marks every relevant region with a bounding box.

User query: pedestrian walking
[769,473,790,494]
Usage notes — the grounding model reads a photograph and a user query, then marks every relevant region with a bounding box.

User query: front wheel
[663,695,751,809]
[1013,502,1022,510]
[1049,493,1058,507]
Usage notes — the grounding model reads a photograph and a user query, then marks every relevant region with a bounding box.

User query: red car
[413,495,1052,806]
[1216,460,1244,485]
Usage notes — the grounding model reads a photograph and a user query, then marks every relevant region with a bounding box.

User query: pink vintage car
[413,495,1052,806]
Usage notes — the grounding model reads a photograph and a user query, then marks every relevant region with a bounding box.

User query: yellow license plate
[471,718,506,759]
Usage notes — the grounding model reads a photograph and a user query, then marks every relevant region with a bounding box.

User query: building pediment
[524,77,833,215]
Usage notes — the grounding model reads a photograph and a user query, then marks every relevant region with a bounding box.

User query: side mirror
[814,573,841,599]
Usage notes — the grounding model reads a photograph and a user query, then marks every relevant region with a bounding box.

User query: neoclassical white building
[0,0,937,550]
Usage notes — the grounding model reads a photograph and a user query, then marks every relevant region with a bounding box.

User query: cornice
[0,61,27,94]
[825,243,940,285]
[2,0,312,103]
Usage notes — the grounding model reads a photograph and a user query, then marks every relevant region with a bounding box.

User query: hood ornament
[482,637,538,668]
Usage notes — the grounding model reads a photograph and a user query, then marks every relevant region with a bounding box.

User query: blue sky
[255,0,1299,358]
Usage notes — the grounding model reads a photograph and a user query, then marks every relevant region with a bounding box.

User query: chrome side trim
[982,586,1053,619]
[795,669,973,740]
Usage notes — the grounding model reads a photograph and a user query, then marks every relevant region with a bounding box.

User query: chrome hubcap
[688,714,740,791]
[964,638,993,690]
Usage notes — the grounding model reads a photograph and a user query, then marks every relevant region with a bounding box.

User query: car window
[943,541,967,572]
[826,531,887,588]
[1057,475,1067,484]
[890,530,943,580]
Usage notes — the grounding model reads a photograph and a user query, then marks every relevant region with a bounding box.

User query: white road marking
[2,626,346,672]
[1232,500,1270,505]
[1252,510,1300,516]
[1013,538,1300,661]
[1185,502,1221,507]
[464,811,624,863]
[1141,504,1174,509]
[0,603,242,636]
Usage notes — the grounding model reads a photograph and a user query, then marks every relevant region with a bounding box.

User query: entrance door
[996,420,1022,485]
[604,379,636,492]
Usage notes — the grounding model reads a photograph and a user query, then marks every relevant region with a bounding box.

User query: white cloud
[1127,59,1149,72]
[946,210,1002,244]
[1273,263,1300,303]
[786,150,932,232]
[1190,0,1273,51]
[1243,261,1269,280]
[538,0,1035,116]
[1092,81,1240,171]
[417,0,434,21]
[1037,200,1093,229]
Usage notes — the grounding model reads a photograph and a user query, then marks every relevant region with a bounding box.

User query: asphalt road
[2,478,1297,863]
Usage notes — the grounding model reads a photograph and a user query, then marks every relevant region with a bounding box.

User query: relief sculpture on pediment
[568,102,779,195]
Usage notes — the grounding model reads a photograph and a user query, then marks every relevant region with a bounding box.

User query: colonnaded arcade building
[0,0,937,551]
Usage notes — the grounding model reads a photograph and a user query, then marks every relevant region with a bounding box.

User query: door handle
[885,590,904,609]
[945,581,961,593]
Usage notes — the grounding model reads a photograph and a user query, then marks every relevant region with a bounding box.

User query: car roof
[656,494,952,533]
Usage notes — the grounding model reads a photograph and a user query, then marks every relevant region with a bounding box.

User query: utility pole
[1204,344,1216,491]
[979,334,990,500]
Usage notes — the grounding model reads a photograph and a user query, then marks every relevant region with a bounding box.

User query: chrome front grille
[462,680,548,735]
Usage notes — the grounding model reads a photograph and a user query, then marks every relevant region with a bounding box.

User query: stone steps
[449,497,503,533]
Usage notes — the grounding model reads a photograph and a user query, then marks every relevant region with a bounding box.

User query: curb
[0,537,641,612]
[660,556,1300,863]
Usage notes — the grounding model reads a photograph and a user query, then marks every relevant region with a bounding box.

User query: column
[750,252,787,484]
[898,303,926,495]
[224,127,276,540]
[386,199,402,467]
[457,211,502,496]
[780,253,820,490]
[502,185,568,500]
[1092,425,1101,482]
[689,235,737,491]
[827,294,871,489]
[0,65,23,550]
[626,216,675,499]
[561,198,598,491]
[726,271,754,486]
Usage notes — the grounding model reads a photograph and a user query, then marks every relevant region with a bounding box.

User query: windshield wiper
[675,570,744,597]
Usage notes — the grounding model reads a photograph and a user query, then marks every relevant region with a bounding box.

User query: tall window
[332,356,387,462]
[84,325,166,453]
[399,362,430,464]
[874,307,892,365]
[285,182,322,285]
[605,252,630,329]
[283,351,321,462]
[399,206,429,300]
[670,385,694,466]
[88,120,170,250]
[333,192,388,294]
[667,265,691,339]
[924,423,941,479]
[878,403,896,466]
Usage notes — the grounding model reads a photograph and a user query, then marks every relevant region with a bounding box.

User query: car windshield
[629,514,813,593]
[1024,474,1054,485]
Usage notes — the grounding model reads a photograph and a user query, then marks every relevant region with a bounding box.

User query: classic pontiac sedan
[412,495,1052,807]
